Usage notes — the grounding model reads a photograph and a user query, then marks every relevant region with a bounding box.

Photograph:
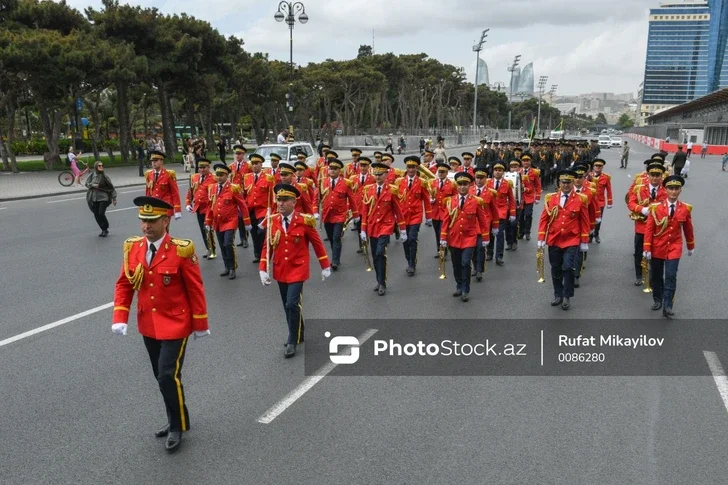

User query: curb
[0,181,151,202]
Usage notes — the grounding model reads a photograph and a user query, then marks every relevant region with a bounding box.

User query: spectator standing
[85,161,117,237]
[620,141,630,169]
[686,140,693,156]
[137,139,146,176]
[701,141,708,158]
[671,145,688,176]
[217,138,227,163]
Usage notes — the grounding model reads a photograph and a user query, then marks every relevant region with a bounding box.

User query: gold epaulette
[474,196,485,207]
[145,169,153,176]
[532,168,540,176]
[266,173,275,183]
[394,168,405,176]
[389,184,400,197]
[604,173,611,180]
[444,196,452,206]
[590,187,596,195]
[230,184,242,194]
[578,193,588,204]
[685,203,693,212]
[506,179,514,188]
[124,236,143,251]
[489,188,498,197]
[545,192,557,201]
[123,237,144,290]
[167,169,177,181]
[297,182,309,193]
[170,238,195,258]
[302,214,317,227]
[344,178,353,187]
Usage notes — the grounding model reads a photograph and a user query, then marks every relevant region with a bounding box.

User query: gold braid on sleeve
[123,240,144,291]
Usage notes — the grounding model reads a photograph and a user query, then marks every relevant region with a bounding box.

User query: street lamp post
[274,1,309,73]
[548,85,558,131]
[536,75,548,136]
[507,55,521,132]
[472,29,489,135]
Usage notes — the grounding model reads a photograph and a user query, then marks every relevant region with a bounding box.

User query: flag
[528,118,536,147]
[556,119,564,132]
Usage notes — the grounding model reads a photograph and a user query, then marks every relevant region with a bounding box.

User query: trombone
[362,238,373,272]
[438,245,447,279]
[641,256,652,293]
[536,247,545,283]
[206,228,217,259]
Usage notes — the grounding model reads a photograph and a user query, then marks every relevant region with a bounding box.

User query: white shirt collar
[147,235,166,250]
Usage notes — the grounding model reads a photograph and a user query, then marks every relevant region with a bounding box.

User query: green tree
[595,112,607,124]
[617,113,634,129]
[357,45,372,58]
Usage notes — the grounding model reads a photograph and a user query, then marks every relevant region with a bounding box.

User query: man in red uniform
[320,158,359,270]
[505,159,525,251]
[360,162,406,295]
[229,144,252,247]
[259,184,331,358]
[448,156,462,174]
[590,158,613,243]
[430,162,457,255]
[627,162,668,287]
[295,152,315,180]
[470,167,499,281]
[112,196,209,453]
[243,154,275,262]
[571,163,599,288]
[145,150,182,220]
[486,162,517,266]
[349,157,375,252]
[185,159,217,259]
[294,160,319,213]
[381,153,405,185]
[344,148,362,179]
[643,175,694,318]
[460,152,476,176]
[278,162,316,215]
[439,172,490,302]
[397,156,433,275]
[537,169,590,310]
[267,153,283,183]
[518,154,542,241]
[206,164,251,279]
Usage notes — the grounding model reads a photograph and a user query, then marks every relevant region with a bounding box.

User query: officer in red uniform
[537,169,590,310]
[229,145,252,247]
[439,172,490,302]
[259,184,331,358]
[398,156,433,275]
[571,163,599,288]
[320,158,359,270]
[278,162,316,215]
[205,164,251,280]
[486,162,517,265]
[267,153,283,183]
[381,153,405,185]
[590,158,613,243]
[643,175,694,318]
[294,152,315,180]
[112,196,209,453]
[185,159,217,259]
[145,151,182,220]
[627,162,668,286]
[460,152,476,176]
[430,162,457,255]
[448,156,462,174]
[243,154,275,262]
[349,157,375,252]
[518,154,542,241]
[360,162,406,295]
[470,167,499,281]
[314,144,331,182]
[344,148,362,179]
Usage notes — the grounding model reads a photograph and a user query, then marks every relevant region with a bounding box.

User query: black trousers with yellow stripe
[278,281,305,345]
[143,336,190,433]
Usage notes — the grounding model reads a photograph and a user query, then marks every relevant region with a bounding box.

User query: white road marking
[257,328,378,424]
[119,189,145,194]
[107,206,137,213]
[0,302,113,349]
[45,196,86,203]
[703,351,728,415]
[0,207,7,211]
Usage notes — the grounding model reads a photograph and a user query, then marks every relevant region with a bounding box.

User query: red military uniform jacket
[469,184,500,231]
[113,234,208,340]
[643,200,695,260]
[228,160,251,185]
[344,161,360,179]
[349,173,376,217]
[185,172,216,214]
[361,183,406,237]
[592,172,613,208]
[521,167,542,204]
[439,194,490,249]
[205,182,251,231]
[243,171,274,219]
[458,166,476,177]
[320,177,358,224]
[265,167,283,184]
[538,191,590,248]
[145,168,181,213]
[398,175,433,225]
[295,176,318,213]
[574,184,599,232]
[627,184,668,235]
[486,177,517,220]
[385,168,405,185]
[314,157,327,181]
[259,212,330,283]
[430,177,457,221]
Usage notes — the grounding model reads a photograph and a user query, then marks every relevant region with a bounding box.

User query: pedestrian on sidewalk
[86,161,117,237]
[701,141,708,158]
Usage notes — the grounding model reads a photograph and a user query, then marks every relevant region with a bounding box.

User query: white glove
[537,240,546,248]
[643,251,651,260]
[425,219,432,226]
[440,240,447,248]
[481,240,488,248]
[360,231,367,242]
[314,213,320,220]
[688,249,694,256]
[534,199,540,205]
[259,271,271,286]
[580,243,588,252]
[553,164,557,169]
[244,225,252,231]
[607,205,613,209]
[491,228,498,237]
[509,216,516,223]
[596,218,602,224]
[193,330,210,340]
[186,205,193,213]
[111,323,127,336]
[321,267,331,279]
[353,217,360,224]
[399,230,407,242]
[205,225,211,231]
[174,212,182,220]
[641,207,649,216]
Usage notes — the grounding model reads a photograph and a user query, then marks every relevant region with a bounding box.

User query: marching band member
[349,157,375,252]
[486,162,516,266]
[430,162,457,256]
[278,162,316,215]
[505,159,524,251]
[267,153,283,183]
[537,169,590,310]
[460,152,476,176]
[643,175,694,318]
[470,167,499,282]
[320,158,359,270]
[259,184,331,358]
[242,154,275,263]
[518,154,541,241]
[572,163,599,288]
[344,148,362,179]
[295,152,316,180]
[185,158,216,258]
[398,156,433,276]
[145,150,182,222]
[295,160,318,210]
[360,162,406,295]
[439,172,490,302]
[229,145,252,247]
[590,158,613,244]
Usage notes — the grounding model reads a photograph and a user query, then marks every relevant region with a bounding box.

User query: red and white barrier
[626,133,728,155]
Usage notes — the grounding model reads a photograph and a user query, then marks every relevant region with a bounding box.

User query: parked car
[598,135,612,148]
[252,142,316,169]
[610,136,623,148]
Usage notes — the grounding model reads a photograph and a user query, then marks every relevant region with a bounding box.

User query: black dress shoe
[664,307,674,317]
[220,269,230,277]
[252,258,260,263]
[651,301,662,311]
[635,278,644,286]
[165,431,182,452]
[155,423,170,438]
[331,264,338,271]
[486,255,493,261]
[373,285,380,292]
[561,298,570,310]
[505,244,513,251]
[378,287,386,296]
[101,230,109,237]
[453,290,462,297]
[511,243,517,251]
[573,277,580,288]
[357,249,363,254]
[496,259,504,266]
[284,344,296,358]
[236,242,245,247]
[551,297,563,306]
[461,293,469,302]
[525,234,531,241]
[242,240,248,248]
[475,272,483,282]
[98,231,104,237]
[202,254,209,259]
[595,236,601,244]
[589,235,594,243]
[228,270,236,280]
[406,267,414,275]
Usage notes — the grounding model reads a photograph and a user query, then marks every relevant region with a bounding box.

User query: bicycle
[58,160,90,187]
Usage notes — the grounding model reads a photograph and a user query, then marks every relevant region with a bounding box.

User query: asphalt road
[1,144,727,484]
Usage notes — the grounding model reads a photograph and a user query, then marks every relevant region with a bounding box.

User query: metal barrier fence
[334,129,527,149]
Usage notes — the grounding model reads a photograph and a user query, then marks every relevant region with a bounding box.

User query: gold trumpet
[362,238,373,272]
[641,257,652,293]
[206,228,217,259]
[537,247,545,283]
[438,245,447,279]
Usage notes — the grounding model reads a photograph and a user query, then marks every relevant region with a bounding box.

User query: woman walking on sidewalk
[86,161,117,237]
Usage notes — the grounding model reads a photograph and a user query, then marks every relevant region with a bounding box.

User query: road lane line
[257,328,378,424]
[45,196,86,203]
[107,206,137,213]
[119,189,145,194]
[703,351,728,415]
[0,302,113,349]
[0,207,7,211]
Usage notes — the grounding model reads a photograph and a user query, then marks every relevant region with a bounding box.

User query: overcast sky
[63,0,657,96]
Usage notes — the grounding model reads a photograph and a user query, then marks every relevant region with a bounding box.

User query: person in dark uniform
[112,196,210,453]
